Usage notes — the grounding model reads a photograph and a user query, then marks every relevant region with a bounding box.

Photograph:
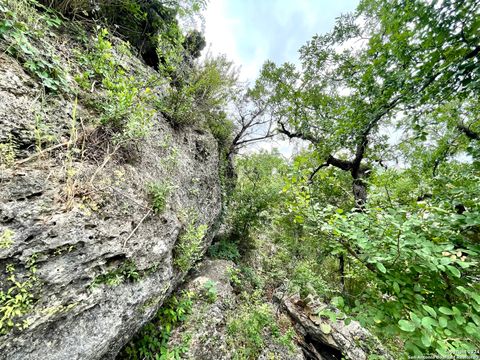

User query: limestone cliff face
[0,32,222,360]
[165,259,306,360]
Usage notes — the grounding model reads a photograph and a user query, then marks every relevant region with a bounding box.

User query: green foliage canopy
[251,0,480,356]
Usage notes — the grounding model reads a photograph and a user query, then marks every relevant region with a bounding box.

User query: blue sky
[203,0,359,80]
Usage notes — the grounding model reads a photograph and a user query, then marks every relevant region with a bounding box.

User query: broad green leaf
[471,293,480,305]
[398,319,416,332]
[454,314,465,325]
[405,341,422,356]
[421,316,437,330]
[410,312,421,325]
[421,333,431,348]
[458,261,471,269]
[393,282,400,294]
[414,294,425,301]
[446,265,460,278]
[422,305,436,318]
[376,262,387,274]
[440,257,452,265]
[435,342,449,357]
[331,296,344,308]
[438,317,448,328]
[438,307,454,315]
[472,314,480,326]
[464,323,478,336]
[473,301,480,312]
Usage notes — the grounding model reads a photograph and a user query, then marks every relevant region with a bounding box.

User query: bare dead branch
[457,123,480,141]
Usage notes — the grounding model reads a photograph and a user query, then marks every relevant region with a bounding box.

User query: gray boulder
[0,49,222,360]
[167,259,305,360]
[274,292,393,360]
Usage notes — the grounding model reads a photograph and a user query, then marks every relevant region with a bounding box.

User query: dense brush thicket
[209,0,480,357]
[38,0,206,69]
[1,0,479,359]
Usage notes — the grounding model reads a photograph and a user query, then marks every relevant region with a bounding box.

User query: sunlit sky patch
[203,0,358,81]
[202,0,359,156]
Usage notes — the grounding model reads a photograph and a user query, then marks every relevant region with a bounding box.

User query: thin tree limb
[457,124,479,141]
[14,141,70,166]
[123,209,152,248]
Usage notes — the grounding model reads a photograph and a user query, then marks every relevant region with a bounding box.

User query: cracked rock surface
[0,49,222,360]
[167,259,306,360]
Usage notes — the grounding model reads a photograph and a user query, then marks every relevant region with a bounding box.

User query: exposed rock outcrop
[0,44,222,360]
[167,259,237,359]
[274,292,393,360]
[166,259,305,360]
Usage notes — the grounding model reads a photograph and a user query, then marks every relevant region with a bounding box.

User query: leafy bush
[280,161,480,356]
[39,0,206,70]
[288,260,331,299]
[75,29,154,140]
[147,181,171,214]
[226,292,295,359]
[320,201,480,355]
[227,265,264,296]
[225,150,287,252]
[0,257,38,335]
[159,54,237,128]
[0,136,17,168]
[207,112,235,149]
[227,303,273,359]
[0,1,68,92]
[208,239,240,262]
[174,217,208,272]
[0,229,14,249]
[218,134,479,357]
[120,291,194,360]
[90,260,139,288]
[201,280,218,303]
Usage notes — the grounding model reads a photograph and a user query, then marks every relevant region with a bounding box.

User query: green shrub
[0,229,14,249]
[0,137,16,168]
[159,85,197,126]
[227,303,272,359]
[201,280,218,303]
[90,260,139,288]
[303,166,480,356]
[226,265,264,296]
[225,150,287,252]
[39,0,205,70]
[226,292,295,359]
[208,239,240,262]
[0,1,68,92]
[75,29,154,140]
[206,112,234,150]
[119,291,194,360]
[147,181,171,214]
[159,54,237,128]
[289,260,331,299]
[0,257,38,335]
[174,218,208,272]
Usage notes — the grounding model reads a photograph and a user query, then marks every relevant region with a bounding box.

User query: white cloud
[202,0,358,158]
[203,0,241,62]
[203,0,358,81]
